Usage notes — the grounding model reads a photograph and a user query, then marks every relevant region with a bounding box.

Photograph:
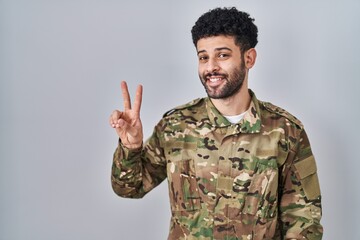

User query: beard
[199,61,246,99]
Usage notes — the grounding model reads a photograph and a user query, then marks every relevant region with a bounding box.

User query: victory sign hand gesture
[109,81,143,149]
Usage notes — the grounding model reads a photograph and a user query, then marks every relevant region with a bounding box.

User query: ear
[244,48,257,69]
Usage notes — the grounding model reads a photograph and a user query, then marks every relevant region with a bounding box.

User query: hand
[109,81,143,149]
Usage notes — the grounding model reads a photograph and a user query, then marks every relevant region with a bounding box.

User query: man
[109,7,323,240]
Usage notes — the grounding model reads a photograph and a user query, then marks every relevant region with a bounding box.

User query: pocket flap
[294,156,317,179]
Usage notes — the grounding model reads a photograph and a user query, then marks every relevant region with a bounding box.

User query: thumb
[116,119,139,138]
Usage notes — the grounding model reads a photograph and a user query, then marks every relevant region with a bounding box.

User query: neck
[210,79,251,116]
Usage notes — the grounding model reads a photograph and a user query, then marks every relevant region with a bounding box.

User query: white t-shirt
[223,112,246,124]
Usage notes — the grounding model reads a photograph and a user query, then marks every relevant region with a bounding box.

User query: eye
[198,55,208,62]
[218,53,229,59]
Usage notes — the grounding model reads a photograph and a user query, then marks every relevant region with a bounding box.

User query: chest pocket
[167,159,201,212]
[240,157,279,219]
[165,141,201,212]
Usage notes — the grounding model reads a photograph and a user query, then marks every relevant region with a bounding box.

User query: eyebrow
[197,47,232,55]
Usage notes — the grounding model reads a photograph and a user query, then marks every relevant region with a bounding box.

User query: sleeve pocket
[294,156,321,200]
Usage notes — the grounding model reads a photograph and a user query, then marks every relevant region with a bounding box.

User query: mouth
[206,75,225,87]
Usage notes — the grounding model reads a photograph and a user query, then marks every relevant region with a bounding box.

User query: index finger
[132,84,143,117]
[121,81,131,110]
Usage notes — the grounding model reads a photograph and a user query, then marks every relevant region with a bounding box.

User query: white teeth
[209,77,221,82]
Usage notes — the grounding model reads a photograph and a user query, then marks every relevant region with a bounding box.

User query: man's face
[197,35,246,99]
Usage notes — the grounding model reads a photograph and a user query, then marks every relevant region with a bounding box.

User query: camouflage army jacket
[111,90,323,240]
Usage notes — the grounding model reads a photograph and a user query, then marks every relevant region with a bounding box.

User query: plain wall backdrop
[1,0,359,239]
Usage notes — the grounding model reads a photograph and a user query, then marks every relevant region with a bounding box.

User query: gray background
[1,0,359,239]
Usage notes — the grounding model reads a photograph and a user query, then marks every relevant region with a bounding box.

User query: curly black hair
[191,7,258,52]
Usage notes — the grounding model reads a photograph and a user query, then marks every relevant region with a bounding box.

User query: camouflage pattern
[111,90,323,239]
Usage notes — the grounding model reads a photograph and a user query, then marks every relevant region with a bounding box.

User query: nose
[206,58,220,73]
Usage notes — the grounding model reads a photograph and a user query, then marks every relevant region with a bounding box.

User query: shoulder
[156,98,206,134]
[260,100,304,130]
[162,98,205,118]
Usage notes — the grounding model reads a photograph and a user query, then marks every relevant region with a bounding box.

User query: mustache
[204,72,227,78]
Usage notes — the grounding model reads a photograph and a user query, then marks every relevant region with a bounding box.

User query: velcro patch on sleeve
[294,156,317,179]
[294,156,321,200]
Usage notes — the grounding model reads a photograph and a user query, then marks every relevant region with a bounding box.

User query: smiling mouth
[206,75,225,87]
[208,77,222,82]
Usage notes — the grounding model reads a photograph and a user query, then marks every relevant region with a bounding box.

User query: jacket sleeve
[280,129,323,239]
[111,124,167,199]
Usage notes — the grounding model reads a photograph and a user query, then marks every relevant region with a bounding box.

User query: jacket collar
[205,89,262,134]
